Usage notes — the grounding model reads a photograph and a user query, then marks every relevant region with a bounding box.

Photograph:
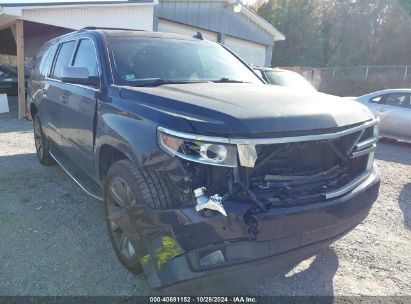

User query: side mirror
[61,66,99,87]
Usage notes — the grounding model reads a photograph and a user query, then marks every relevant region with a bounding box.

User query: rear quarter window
[37,44,58,79]
[369,95,383,103]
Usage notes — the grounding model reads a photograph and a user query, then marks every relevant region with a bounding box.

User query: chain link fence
[283,66,411,97]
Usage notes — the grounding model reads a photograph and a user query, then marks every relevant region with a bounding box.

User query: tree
[256,0,411,67]
[257,0,323,66]
[398,0,411,16]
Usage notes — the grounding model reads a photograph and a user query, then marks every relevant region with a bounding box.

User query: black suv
[29,28,380,290]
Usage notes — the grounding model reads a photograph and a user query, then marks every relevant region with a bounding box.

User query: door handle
[58,96,68,104]
[42,88,48,95]
[377,108,385,112]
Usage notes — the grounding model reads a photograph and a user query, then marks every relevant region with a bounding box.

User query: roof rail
[79,26,146,32]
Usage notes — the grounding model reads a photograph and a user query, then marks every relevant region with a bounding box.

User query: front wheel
[104,160,144,275]
[104,159,176,274]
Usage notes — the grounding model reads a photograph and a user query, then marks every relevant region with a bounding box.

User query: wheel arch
[96,141,136,185]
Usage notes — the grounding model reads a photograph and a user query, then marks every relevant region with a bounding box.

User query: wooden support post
[12,20,26,119]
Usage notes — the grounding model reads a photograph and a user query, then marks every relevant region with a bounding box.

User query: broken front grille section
[156,119,378,211]
[242,121,378,207]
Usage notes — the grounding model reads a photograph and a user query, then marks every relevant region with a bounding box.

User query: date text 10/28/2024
[149,297,258,303]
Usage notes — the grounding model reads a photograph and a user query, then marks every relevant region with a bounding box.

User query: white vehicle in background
[254,67,318,93]
[354,89,411,143]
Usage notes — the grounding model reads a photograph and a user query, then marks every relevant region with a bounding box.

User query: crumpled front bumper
[130,166,380,289]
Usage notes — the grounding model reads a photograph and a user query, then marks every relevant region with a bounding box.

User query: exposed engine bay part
[243,210,260,241]
[194,187,228,216]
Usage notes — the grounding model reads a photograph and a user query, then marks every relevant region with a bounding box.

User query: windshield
[108,36,262,86]
[265,70,317,92]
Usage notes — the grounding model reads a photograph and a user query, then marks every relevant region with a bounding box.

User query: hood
[119,83,374,136]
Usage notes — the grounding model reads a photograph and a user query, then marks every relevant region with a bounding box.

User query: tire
[104,159,174,275]
[33,113,54,166]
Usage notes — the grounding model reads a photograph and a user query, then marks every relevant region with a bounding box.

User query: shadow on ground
[252,247,338,297]
[399,183,411,230]
[376,139,411,165]
[0,105,32,133]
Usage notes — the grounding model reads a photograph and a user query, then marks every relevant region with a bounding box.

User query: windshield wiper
[212,78,250,83]
[130,78,209,87]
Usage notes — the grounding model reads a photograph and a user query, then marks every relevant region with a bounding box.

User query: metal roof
[155,0,285,45]
[0,0,152,7]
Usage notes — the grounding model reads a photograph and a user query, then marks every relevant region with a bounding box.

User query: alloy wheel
[33,116,44,160]
[107,176,138,262]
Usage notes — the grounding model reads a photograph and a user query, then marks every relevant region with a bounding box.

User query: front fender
[95,100,189,183]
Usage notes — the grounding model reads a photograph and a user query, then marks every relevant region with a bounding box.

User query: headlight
[157,127,238,167]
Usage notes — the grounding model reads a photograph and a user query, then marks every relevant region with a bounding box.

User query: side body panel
[30,43,62,146]
[363,92,411,142]
[58,83,98,177]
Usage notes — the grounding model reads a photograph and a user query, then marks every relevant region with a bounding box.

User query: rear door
[30,43,57,138]
[58,38,101,179]
[395,96,411,141]
[375,93,411,140]
[42,41,77,146]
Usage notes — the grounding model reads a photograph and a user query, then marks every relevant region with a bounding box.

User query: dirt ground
[0,98,410,296]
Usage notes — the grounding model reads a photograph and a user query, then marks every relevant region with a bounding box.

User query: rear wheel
[33,114,54,166]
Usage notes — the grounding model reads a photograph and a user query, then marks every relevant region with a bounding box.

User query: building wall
[21,5,154,31]
[156,18,267,66]
[155,1,277,66]
[158,19,218,41]
[25,27,70,58]
[224,35,266,66]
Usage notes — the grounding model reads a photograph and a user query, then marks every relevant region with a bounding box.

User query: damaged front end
[156,119,378,216]
[134,119,380,288]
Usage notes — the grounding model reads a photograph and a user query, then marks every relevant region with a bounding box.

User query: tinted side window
[51,41,76,80]
[40,44,58,78]
[383,93,409,107]
[400,95,411,109]
[73,39,99,79]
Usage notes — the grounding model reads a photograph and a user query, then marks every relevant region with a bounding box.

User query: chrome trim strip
[325,171,371,199]
[50,151,104,201]
[351,144,376,158]
[158,118,379,145]
[355,137,379,151]
[237,144,258,168]
[228,118,379,145]
[157,126,231,144]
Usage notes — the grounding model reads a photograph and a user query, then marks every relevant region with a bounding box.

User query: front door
[58,38,101,179]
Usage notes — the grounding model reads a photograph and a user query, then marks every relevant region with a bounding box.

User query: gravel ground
[0,99,410,296]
